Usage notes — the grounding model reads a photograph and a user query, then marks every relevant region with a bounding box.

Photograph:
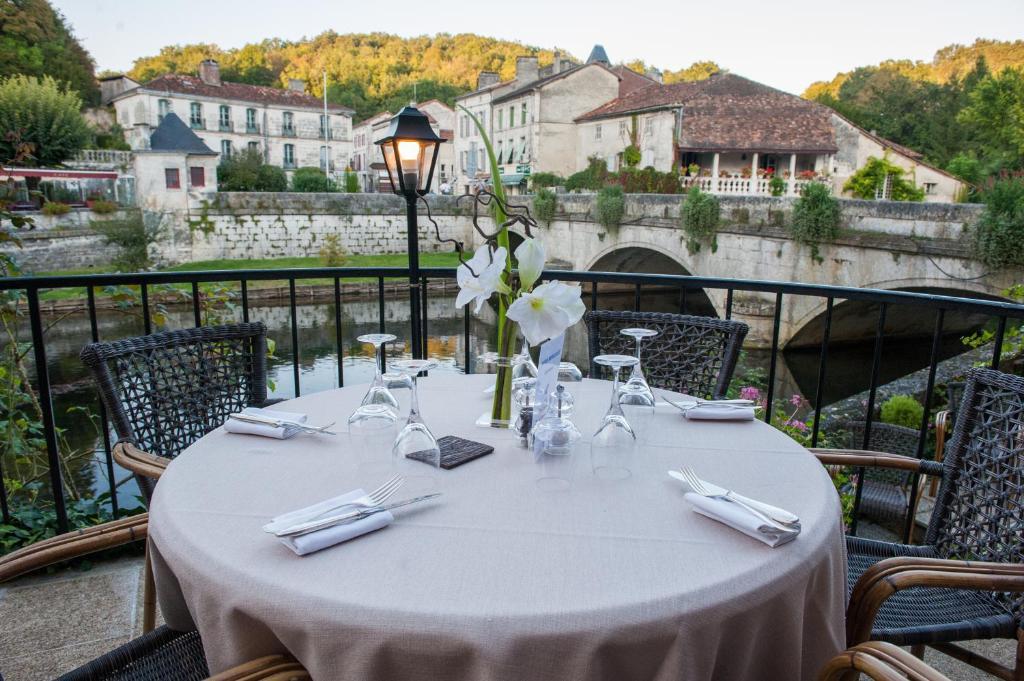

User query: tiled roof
[148,113,217,155]
[122,74,354,114]
[611,66,657,97]
[577,73,838,153]
[491,63,617,104]
[354,111,393,128]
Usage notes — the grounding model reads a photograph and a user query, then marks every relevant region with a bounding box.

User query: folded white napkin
[223,407,308,439]
[685,492,799,547]
[684,404,756,421]
[264,488,394,556]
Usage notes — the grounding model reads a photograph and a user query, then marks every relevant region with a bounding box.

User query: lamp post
[375,106,445,359]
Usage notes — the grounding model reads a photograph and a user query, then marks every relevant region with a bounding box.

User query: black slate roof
[149,113,218,155]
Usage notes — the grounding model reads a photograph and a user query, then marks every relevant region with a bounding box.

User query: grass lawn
[29,252,466,301]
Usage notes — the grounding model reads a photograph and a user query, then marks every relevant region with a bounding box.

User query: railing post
[26,288,69,533]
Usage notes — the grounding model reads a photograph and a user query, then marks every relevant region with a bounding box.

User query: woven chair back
[841,421,921,485]
[927,368,1024,616]
[584,311,748,400]
[81,323,269,497]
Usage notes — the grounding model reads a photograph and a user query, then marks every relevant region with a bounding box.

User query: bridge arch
[584,243,719,318]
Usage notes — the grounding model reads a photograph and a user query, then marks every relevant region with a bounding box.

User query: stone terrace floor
[0,525,1016,680]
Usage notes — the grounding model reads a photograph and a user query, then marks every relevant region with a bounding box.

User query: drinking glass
[348,333,400,430]
[618,328,658,407]
[533,385,582,491]
[391,359,441,489]
[591,354,640,480]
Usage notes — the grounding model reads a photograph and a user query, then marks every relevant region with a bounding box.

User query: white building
[453,47,653,195]
[351,111,393,192]
[111,60,354,179]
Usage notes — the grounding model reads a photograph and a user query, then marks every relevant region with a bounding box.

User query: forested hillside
[804,39,1024,183]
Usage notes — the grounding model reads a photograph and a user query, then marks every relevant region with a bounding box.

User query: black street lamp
[375,106,445,359]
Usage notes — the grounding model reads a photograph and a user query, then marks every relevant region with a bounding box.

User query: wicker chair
[80,323,271,503]
[819,642,952,681]
[0,516,309,681]
[812,368,1024,681]
[584,311,748,400]
[837,421,926,526]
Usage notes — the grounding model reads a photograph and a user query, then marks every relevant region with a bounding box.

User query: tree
[958,67,1024,172]
[218,149,287,191]
[973,178,1024,268]
[343,169,360,193]
[663,61,720,84]
[0,75,90,167]
[291,167,333,192]
[0,0,99,106]
[842,156,925,201]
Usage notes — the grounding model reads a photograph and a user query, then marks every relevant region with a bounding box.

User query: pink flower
[739,386,761,401]
[785,418,809,432]
[789,393,805,408]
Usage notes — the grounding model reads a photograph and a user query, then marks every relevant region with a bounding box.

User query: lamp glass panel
[381,142,400,192]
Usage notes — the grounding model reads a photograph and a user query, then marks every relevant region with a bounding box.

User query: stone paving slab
[0,553,1013,680]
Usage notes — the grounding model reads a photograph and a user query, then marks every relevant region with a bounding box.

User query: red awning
[1,167,119,181]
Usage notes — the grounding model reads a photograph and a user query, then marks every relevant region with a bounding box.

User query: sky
[53,0,1024,95]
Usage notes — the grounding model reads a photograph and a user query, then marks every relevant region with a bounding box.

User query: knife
[273,493,443,537]
[667,470,801,527]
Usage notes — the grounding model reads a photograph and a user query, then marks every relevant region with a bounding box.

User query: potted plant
[688,163,700,177]
[85,192,102,209]
[740,167,752,179]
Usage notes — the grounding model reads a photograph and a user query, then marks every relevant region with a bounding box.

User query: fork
[229,412,337,435]
[300,474,405,522]
[677,467,794,531]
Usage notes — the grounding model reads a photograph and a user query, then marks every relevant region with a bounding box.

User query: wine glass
[591,354,640,480]
[618,328,658,407]
[391,358,441,489]
[348,333,400,430]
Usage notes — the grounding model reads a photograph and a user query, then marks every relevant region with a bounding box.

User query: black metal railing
[1,267,1023,544]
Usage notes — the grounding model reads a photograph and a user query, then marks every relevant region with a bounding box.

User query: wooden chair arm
[206,655,310,681]
[847,557,1024,645]
[113,441,168,481]
[809,449,944,477]
[818,641,953,680]
[0,513,147,583]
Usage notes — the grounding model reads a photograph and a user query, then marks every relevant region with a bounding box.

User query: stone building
[574,72,964,202]
[352,111,393,192]
[111,60,354,180]
[131,112,218,212]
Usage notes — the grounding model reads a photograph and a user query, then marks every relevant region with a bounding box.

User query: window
[478,149,485,170]
[497,110,503,130]
[619,120,627,137]
[320,146,329,172]
[282,111,294,135]
[521,102,527,126]
[284,144,295,168]
[461,151,467,172]
[595,125,602,140]
[519,136,527,162]
[219,105,231,131]
[220,140,232,158]
[165,168,180,189]
[320,114,329,139]
[247,141,260,155]
[246,108,257,133]
[189,167,205,188]
[924,182,937,195]
[509,107,514,128]
[158,99,171,123]
[506,140,513,164]
[189,102,203,129]
[644,117,653,135]
[496,141,503,162]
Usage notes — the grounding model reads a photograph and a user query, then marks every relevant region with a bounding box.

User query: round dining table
[148,372,846,681]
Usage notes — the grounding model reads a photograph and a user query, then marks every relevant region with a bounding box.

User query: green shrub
[565,157,608,192]
[533,187,557,226]
[90,199,117,214]
[973,178,1024,268]
[769,175,786,196]
[614,166,682,194]
[0,75,90,166]
[41,201,70,216]
[880,394,925,429]
[318,233,347,266]
[343,169,360,193]
[292,167,334,192]
[255,164,288,192]
[843,156,925,201]
[93,212,159,271]
[680,186,720,253]
[219,149,287,192]
[596,186,625,229]
[790,182,841,262]
[530,172,564,189]
[623,144,641,168]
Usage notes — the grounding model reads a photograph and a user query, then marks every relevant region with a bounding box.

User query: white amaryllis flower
[514,238,545,292]
[456,247,508,313]
[506,280,586,346]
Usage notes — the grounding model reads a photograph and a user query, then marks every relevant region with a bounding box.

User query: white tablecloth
[148,373,846,681]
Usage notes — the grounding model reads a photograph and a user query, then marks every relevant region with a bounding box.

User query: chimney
[198,59,221,86]
[477,71,500,90]
[646,68,663,84]
[553,51,562,74]
[515,56,539,84]
[287,79,306,92]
